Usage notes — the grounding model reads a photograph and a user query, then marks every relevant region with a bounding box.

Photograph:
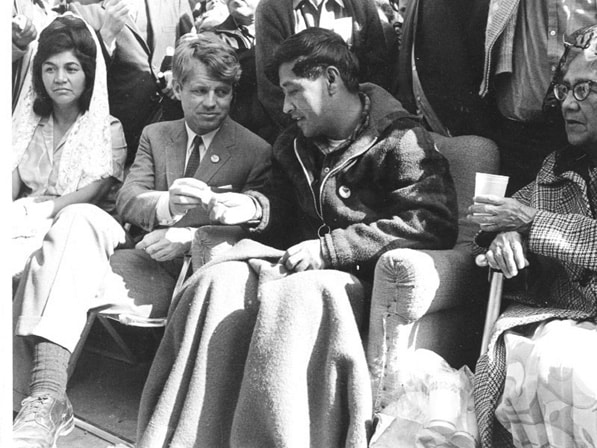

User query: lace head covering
[12,12,113,196]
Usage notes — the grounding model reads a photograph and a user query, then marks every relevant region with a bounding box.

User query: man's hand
[100,0,129,49]
[467,195,537,234]
[476,231,529,279]
[12,15,37,50]
[135,227,193,262]
[159,70,177,100]
[169,178,213,216]
[208,193,257,224]
[279,239,326,272]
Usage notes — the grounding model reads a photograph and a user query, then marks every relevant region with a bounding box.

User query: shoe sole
[52,415,75,448]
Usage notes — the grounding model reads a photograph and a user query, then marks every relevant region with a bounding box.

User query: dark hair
[32,15,96,116]
[265,28,360,93]
[172,32,241,87]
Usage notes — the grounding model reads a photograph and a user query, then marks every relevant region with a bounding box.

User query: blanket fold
[138,239,372,448]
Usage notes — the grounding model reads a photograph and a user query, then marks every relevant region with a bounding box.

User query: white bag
[369,349,479,448]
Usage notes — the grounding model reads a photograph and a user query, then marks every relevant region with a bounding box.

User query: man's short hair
[266,28,360,93]
[173,32,242,86]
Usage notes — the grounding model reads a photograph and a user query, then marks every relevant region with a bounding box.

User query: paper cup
[474,173,509,198]
[474,173,509,216]
[426,373,461,436]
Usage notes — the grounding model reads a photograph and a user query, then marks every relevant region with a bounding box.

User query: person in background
[11,13,126,281]
[192,0,229,31]
[480,0,596,194]
[201,0,275,141]
[469,24,597,448]
[12,32,271,448]
[12,0,59,111]
[396,0,492,138]
[68,0,194,166]
[136,27,457,448]
[254,0,397,143]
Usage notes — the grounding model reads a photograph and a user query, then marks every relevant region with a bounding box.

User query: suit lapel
[196,117,235,184]
[166,120,188,187]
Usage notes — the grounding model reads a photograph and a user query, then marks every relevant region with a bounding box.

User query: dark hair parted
[265,28,360,93]
[32,15,96,117]
[172,32,242,87]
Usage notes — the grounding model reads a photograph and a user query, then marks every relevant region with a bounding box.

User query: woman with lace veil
[11,13,127,281]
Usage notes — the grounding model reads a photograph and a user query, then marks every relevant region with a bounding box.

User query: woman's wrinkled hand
[476,231,529,278]
[467,195,537,234]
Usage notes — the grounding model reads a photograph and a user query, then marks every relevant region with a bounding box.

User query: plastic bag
[369,349,479,448]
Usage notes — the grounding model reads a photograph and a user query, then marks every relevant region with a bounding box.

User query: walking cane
[476,254,504,356]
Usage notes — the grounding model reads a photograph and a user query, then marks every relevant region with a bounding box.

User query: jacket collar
[295,83,416,164]
[539,145,595,186]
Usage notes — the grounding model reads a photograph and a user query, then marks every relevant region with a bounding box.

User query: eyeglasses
[553,80,597,102]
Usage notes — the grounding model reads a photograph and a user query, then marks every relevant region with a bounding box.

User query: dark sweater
[248,83,458,280]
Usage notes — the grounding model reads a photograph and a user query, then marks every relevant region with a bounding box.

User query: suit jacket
[69,1,194,165]
[116,117,272,232]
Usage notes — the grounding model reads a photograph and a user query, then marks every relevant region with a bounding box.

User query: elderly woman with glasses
[467,25,597,448]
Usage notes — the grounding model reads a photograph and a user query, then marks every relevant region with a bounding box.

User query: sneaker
[13,394,75,448]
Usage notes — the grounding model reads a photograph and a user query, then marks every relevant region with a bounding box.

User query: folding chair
[66,254,192,379]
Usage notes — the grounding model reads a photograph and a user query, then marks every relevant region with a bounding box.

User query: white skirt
[496,318,597,448]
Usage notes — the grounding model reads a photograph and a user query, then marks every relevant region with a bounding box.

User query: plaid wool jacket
[473,145,597,448]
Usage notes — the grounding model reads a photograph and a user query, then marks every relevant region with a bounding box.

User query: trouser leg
[106,249,181,319]
[13,203,184,409]
[13,204,127,404]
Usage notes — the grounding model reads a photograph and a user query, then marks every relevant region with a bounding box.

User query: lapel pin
[338,185,351,199]
[210,154,220,163]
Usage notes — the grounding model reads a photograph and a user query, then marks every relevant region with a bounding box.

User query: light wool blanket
[137,239,372,448]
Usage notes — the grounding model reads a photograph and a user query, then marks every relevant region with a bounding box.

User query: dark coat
[248,83,458,280]
[397,0,493,137]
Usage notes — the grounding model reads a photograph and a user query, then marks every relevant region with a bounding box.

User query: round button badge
[338,185,351,199]
[210,154,220,163]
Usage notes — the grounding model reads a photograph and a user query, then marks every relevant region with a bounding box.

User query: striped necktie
[184,135,203,178]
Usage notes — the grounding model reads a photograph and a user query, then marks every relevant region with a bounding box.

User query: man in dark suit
[12,33,272,448]
[69,0,195,165]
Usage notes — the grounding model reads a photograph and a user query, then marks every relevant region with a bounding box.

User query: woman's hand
[477,231,529,278]
[467,195,538,234]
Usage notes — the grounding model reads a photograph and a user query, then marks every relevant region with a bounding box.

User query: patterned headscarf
[555,24,597,81]
[543,24,597,121]
[12,12,113,196]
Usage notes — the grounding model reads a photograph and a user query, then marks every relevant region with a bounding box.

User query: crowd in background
[11,1,597,448]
